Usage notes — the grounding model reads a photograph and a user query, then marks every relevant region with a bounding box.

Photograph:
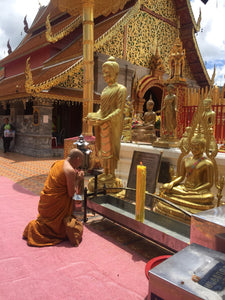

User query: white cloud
[191,0,225,86]
[0,0,49,59]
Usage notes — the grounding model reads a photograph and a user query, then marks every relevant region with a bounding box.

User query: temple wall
[0,101,63,157]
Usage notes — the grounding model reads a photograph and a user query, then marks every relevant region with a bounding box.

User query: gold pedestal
[88,175,123,194]
[153,137,179,148]
[154,202,191,224]
[132,128,157,144]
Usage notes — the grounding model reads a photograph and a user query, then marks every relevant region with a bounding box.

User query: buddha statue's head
[203,97,212,108]
[190,132,206,156]
[102,56,119,85]
[183,126,191,137]
[167,84,174,93]
[146,99,154,111]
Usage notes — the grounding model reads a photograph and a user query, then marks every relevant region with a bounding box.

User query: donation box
[148,243,225,300]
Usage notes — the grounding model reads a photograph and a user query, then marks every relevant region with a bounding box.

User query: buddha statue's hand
[162,182,174,191]
[86,115,102,126]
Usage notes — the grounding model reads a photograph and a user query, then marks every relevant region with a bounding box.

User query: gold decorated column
[82,0,94,136]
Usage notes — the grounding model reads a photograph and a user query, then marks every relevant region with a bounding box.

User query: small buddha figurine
[143,98,156,130]
[179,126,191,154]
[86,56,127,191]
[155,130,215,222]
[132,98,157,143]
[202,97,215,129]
[121,96,134,142]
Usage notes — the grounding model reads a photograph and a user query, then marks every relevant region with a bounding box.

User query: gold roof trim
[40,91,100,104]
[186,0,201,33]
[25,56,83,95]
[46,14,82,43]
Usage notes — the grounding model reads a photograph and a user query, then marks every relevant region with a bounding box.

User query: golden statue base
[88,174,123,194]
[132,127,157,144]
[153,136,179,148]
[154,202,192,224]
[154,199,215,224]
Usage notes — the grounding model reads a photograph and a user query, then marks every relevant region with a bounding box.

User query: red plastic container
[145,255,172,280]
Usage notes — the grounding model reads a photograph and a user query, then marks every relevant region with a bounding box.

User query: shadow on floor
[13,174,47,195]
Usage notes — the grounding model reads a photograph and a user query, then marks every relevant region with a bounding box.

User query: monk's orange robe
[23,160,76,246]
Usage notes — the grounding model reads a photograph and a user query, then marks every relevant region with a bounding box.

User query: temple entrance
[52,101,83,145]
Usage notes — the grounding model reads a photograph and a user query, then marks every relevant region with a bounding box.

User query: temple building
[0,0,210,156]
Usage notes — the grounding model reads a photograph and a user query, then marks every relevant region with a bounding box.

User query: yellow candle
[135,162,146,222]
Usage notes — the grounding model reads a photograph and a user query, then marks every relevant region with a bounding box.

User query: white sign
[43,115,49,123]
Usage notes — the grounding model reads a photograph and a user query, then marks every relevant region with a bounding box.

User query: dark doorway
[52,101,83,144]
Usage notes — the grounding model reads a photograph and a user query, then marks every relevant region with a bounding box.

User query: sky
[0,0,224,86]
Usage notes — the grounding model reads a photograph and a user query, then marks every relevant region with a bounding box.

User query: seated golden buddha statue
[86,56,127,192]
[155,130,215,223]
[132,98,157,143]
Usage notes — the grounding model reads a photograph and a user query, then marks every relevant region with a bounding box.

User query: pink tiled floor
[0,150,172,260]
[0,152,57,195]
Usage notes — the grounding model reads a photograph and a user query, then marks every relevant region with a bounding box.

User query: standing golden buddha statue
[161,84,178,138]
[86,56,127,191]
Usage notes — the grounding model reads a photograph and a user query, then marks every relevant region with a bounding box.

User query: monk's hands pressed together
[76,169,84,181]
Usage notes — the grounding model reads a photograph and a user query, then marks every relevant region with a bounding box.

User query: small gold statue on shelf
[86,56,127,192]
[161,84,178,138]
[132,97,157,143]
[121,96,134,143]
[154,94,224,223]
[153,84,179,148]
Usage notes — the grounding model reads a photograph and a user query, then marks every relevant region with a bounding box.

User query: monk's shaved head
[67,148,84,169]
[68,148,84,161]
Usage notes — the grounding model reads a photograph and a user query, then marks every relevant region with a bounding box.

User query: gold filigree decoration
[46,14,82,43]
[97,28,124,59]
[25,57,35,94]
[142,0,177,23]
[24,57,83,95]
[58,65,83,89]
[94,0,140,51]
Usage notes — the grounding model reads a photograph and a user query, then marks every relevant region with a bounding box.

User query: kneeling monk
[23,149,84,247]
